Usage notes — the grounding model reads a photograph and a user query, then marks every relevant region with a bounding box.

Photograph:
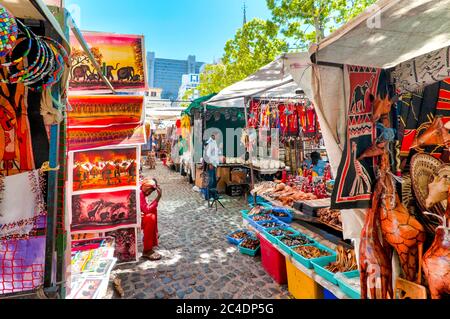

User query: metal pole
[244,98,255,195]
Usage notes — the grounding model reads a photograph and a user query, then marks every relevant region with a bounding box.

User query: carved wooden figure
[422,211,450,299]
[360,175,393,299]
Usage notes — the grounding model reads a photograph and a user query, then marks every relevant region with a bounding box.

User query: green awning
[182,93,219,116]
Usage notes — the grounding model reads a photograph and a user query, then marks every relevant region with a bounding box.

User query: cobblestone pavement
[105,163,290,299]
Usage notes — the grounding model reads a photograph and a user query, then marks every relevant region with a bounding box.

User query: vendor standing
[140,178,162,261]
[305,151,327,177]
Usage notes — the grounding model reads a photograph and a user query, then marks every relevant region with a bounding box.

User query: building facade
[147,52,205,100]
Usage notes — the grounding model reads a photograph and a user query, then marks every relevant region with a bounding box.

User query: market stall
[205,58,330,183]
[182,95,250,195]
[282,0,450,299]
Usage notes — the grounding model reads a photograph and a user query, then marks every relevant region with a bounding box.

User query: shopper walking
[140,178,162,260]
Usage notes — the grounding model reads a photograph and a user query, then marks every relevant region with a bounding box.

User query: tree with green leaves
[197,18,288,96]
[267,0,377,49]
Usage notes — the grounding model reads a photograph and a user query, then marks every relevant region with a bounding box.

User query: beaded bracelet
[7,36,44,81]
[2,35,49,84]
[21,39,54,86]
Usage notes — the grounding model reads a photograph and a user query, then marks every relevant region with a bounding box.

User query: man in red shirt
[140,178,162,261]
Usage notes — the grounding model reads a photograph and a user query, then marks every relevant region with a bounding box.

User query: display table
[253,193,343,233]
[243,220,350,299]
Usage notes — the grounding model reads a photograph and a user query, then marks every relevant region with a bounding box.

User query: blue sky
[65,0,272,63]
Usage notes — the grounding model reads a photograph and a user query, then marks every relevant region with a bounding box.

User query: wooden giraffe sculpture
[378,154,427,283]
[350,142,372,196]
[422,209,450,299]
[360,173,393,299]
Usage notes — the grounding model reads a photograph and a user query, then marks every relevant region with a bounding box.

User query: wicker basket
[410,154,446,233]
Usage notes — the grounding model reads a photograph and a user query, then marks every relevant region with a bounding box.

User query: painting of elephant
[106,63,120,81]
[72,65,92,82]
[117,67,135,81]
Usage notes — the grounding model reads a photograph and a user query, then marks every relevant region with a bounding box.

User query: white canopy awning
[310,0,450,69]
[205,57,301,108]
[146,108,184,121]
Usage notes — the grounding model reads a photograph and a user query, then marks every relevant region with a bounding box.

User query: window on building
[151,91,157,97]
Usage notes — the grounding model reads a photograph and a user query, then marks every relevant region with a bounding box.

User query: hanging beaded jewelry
[0,4,18,58]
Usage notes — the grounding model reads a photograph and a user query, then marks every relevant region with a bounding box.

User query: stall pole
[244,98,256,197]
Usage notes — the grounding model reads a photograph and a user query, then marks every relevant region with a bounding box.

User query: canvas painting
[104,227,137,263]
[72,148,138,192]
[68,95,144,127]
[71,190,137,232]
[69,32,147,92]
[67,124,146,152]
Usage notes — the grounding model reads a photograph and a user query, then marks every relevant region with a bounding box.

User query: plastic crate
[323,288,339,300]
[263,227,300,245]
[335,270,361,299]
[256,219,282,232]
[226,230,252,246]
[270,210,293,224]
[247,214,275,231]
[291,243,336,269]
[258,234,287,284]
[286,259,324,299]
[240,210,250,219]
[311,255,338,285]
[277,234,316,256]
[238,240,260,257]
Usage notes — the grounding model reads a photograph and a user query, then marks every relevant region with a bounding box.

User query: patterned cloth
[331,66,386,210]
[0,170,46,239]
[0,236,46,295]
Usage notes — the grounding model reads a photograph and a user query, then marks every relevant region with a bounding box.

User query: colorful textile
[0,236,46,295]
[71,148,138,192]
[67,96,144,127]
[0,171,46,239]
[67,124,146,151]
[69,32,147,93]
[140,190,158,253]
[331,66,384,210]
[393,46,450,94]
[398,81,440,162]
[104,228,137,263]
[71,190,137,233]
[0,84,35,176]
[247,100,260,128]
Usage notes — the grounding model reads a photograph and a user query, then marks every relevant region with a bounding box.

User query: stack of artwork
[67,95,146,263]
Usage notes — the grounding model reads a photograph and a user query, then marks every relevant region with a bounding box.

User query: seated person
[304,151,327,177]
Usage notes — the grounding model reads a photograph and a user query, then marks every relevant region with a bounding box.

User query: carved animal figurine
[380,182,426,283]
[422,212,450,299]
[425,174,450,209]
[377,153,426,283]
[360,176,393,299]
[373,95,398,122]
[357,141,388,161]
[410,116,450,149]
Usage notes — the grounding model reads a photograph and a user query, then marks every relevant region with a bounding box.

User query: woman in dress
[140,178,162,260]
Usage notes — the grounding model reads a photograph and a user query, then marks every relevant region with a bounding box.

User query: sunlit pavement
[105,162,291,299]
